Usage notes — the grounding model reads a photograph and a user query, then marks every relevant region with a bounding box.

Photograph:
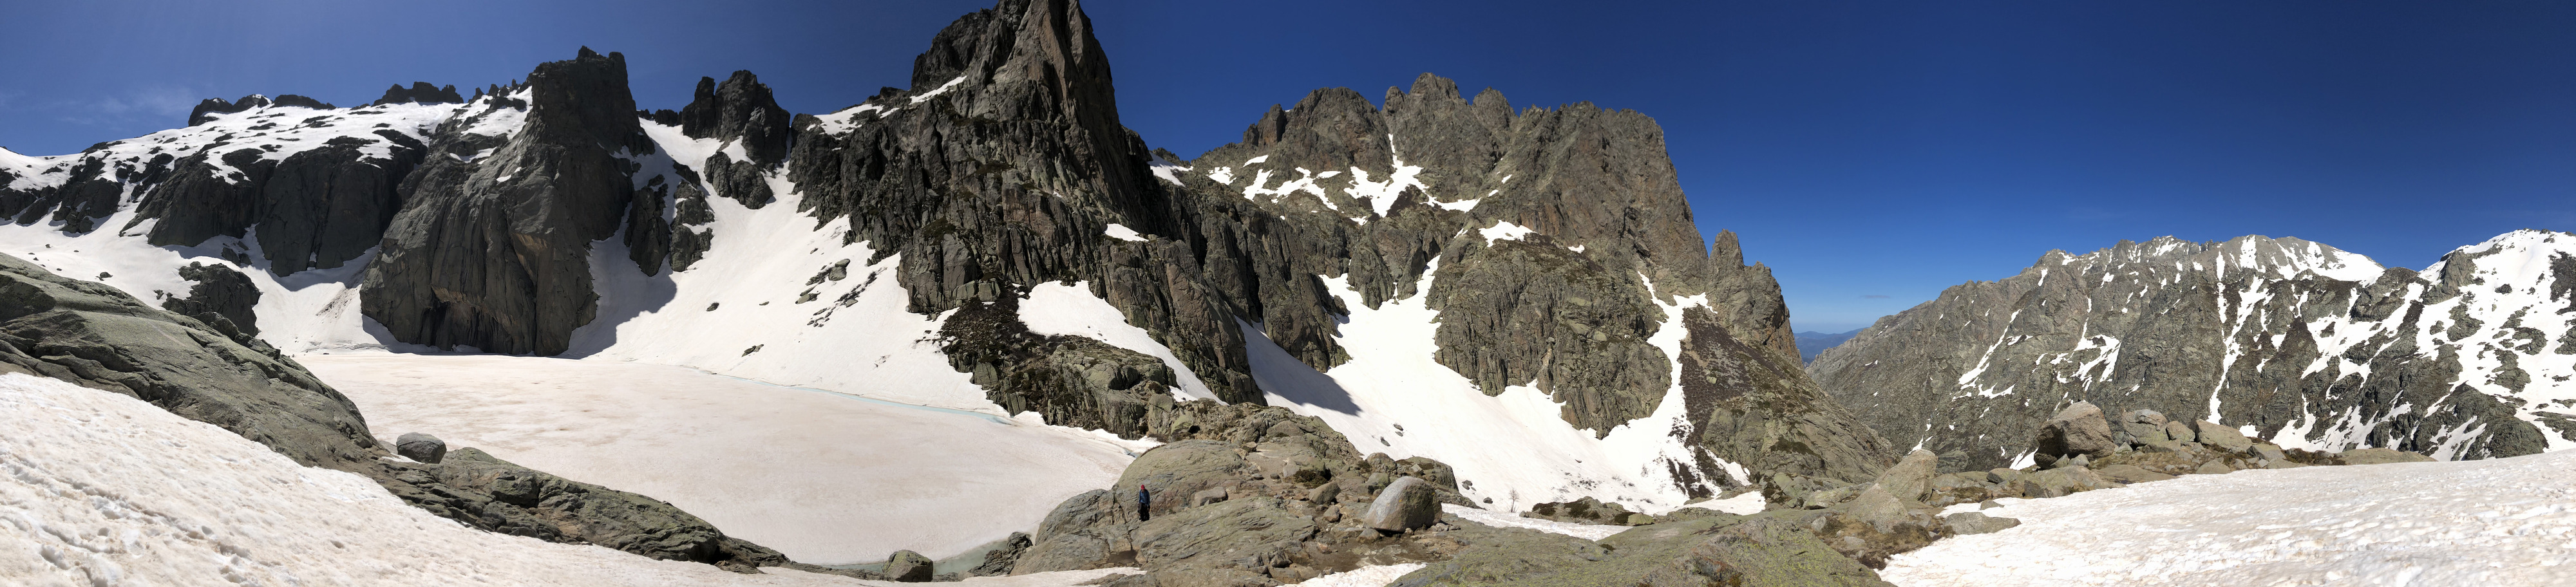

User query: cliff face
[0,0,1889,505]
[1812,231,2576,472]
[361,48,652,356]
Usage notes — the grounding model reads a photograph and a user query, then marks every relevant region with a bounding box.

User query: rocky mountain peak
[522,47,642,153]
[679,70,792,167]
[372,82,464,106]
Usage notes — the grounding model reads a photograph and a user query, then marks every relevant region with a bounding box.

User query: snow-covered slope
[0,370,1140,587]
[1246,267,1729,512]
[1815,230,2576,470]
[1884,450,2576,586]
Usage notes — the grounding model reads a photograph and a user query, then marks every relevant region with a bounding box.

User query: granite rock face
[161,262,262,336]
[1814,231,2576,471]
[362,47,652,355]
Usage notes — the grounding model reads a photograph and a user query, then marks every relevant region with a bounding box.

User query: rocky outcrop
[0,252,373,469]
[373,82,464,106]
[363,47,652,355]
[379,447,786,571]
[160,262,261,336]
[1814,232,2576,471]
[680,70,793,167]
[1014,405,1479,583]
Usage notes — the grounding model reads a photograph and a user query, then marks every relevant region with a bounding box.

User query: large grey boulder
[1810,485,1949,568]
[1362,476,1440,532]
[395,432,448,463]
[885,550,934,582]
[1942,512,2020,536]
[2191,420,2254,452]
[2030,401,2115,468]
[1873,449,1940,503]
[2340,447,2436,465]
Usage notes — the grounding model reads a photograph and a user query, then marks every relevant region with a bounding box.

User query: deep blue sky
[5,1,2570,332]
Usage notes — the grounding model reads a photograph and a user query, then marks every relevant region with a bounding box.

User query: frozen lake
[303,352,1145,565]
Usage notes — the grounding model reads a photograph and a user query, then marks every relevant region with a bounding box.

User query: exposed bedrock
[788,0,1258,404]
[362,47,652,355]
[160,261,263,337]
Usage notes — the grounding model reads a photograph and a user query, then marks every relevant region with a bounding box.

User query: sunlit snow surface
[0,371,1144,586]
[299,353,1140,566]
[1882,452,2576,587]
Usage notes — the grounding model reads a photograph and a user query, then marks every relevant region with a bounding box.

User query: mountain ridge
[1812,230,2574,471]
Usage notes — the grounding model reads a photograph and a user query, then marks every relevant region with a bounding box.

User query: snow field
[300,353,1139,565]
[1290,563,1426,586]
[1019,281,1218,401]
[0,372,851,587]
[571,121,992,412]
[1881,451,2576,587]
[1247,264,1735,515]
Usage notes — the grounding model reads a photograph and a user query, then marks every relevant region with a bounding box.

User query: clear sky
[3,0,2570,332]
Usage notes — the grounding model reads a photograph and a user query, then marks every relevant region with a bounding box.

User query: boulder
[1132,496,1316,572]
[2124,409,2167,426]
[2030,401,2116,467]
[2194,461,2235,475]
[1873,449,1940,503]
[886,550,934,582]
[1942,512,2020,535]
[2162,421,2196,445]
[1524,496,1640,524]
[1363,476,1440,532]
[2120,421,2170,445]
[970,532,1031,577]
[1638,517,1898,586]
[1810,485,1950,568]
[2340,447,2435,465]
[2093,464,2175,484]
[2011,467,2119,498]
[1923,472,1999,507]
[395,432,447,463]
[1190,487,1229,507]
[2192,420,2253,452]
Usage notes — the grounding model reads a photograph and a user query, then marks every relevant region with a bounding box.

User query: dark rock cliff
[361,48,653,355]
[1812,232,2573,471]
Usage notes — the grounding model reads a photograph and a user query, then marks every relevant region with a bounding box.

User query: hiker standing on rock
[1137,484,1151,522]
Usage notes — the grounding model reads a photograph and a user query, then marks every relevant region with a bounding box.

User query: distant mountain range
[1796,328,1864,363]
[1811,230,2575,471]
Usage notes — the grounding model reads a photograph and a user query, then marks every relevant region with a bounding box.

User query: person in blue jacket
[1137,484,1151,522]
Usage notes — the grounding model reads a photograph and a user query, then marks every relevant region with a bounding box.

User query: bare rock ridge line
[0,0,1888,501]
[1812,231,2576,472]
